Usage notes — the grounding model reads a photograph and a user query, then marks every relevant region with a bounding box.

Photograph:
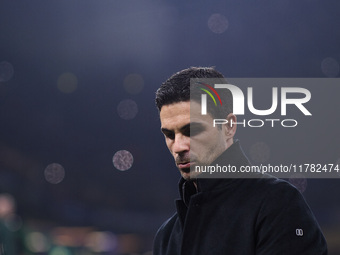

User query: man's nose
[172,134,190,154]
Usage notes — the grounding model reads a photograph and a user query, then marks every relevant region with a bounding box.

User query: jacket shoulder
[153,213,179,254]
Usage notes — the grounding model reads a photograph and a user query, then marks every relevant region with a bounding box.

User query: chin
[180,170,191,180]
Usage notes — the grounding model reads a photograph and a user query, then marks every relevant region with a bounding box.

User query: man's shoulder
[243,175,313,220]
[241,174,300,194]
[218,175,305,209]
[153,212,180,252]
[198,175,300,200]
[155,212,179,237]
[255,175,302,198]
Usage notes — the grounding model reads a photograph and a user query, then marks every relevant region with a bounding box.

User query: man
[153,67,327,254]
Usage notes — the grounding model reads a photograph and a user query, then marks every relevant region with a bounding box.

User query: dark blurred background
[0,0,339,254]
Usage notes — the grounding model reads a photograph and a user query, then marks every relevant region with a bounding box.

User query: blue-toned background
[0,0,339,254]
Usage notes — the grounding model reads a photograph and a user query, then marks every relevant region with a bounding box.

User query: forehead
[159,101,212,129]
[159,101,190,128]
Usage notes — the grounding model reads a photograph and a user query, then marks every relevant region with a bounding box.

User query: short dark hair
[155,66,233,119]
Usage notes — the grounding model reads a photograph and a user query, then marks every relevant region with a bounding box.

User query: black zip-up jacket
[153,141,327,255]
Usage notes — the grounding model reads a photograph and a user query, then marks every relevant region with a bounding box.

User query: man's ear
[224,113,237,140]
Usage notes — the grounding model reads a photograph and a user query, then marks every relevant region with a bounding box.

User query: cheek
[165,140,173,153]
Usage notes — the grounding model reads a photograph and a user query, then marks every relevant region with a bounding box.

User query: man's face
[160,101,234,180]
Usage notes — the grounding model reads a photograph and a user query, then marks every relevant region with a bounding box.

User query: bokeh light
[51,226,93,247]
[57,72,78,93]
[113,150,134,171]
[0,193,16,217]
[85,231,118,252]
[49,246,72,255]
[0,61,14,82]
[208,14,229,34]
[321,57,340,77]
[124,73,144,95]
[44,163,66,184]
[117,99,138,120]
[289,174,308,193]
[249,142,271,163]
[3,213,23,232]
[25,232,50,253]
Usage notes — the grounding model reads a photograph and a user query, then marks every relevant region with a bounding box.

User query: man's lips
[177,162,194,169]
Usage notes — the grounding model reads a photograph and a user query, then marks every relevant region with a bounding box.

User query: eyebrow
[189,122,204,129]
[161,127,172,134]
[161,122,203,134]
